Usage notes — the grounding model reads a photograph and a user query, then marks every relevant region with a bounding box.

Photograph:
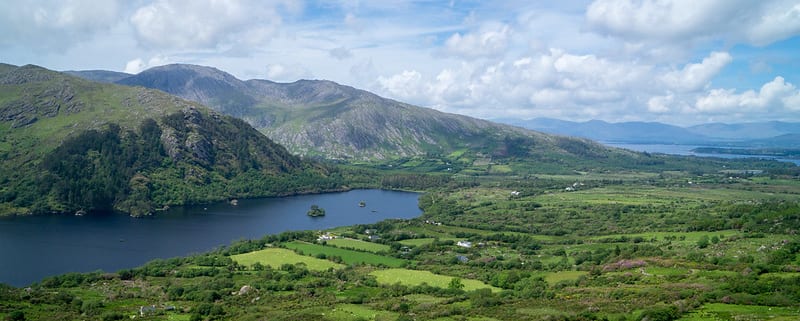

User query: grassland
[231,247,344,271]
[325,304,399,321]
[678,303,800,321]
[284,241,406,267]
[325,238,391,253]
[370,268,500,292]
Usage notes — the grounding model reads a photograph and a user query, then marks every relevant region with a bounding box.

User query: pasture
[230,248,344,271]
[285,241,406,267]
[370,268,500,292]
[325,238,391,253]
[678,303,800,321]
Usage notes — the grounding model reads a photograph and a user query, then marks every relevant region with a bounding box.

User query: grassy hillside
[0,64,346,216]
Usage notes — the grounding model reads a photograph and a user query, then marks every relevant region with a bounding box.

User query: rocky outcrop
[0,82,83,127]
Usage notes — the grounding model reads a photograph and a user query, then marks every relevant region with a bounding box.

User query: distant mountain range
[497,118,800,148]
[0,64,339,216]
[63,70,132,83]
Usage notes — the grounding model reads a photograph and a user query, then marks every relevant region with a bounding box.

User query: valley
[1,170,797,321]
[0,64,798,321]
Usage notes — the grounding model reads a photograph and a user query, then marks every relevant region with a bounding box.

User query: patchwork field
[370,268,500,292]
[284,241,407,267]
[230,248,344,271]
[325,238,391,253]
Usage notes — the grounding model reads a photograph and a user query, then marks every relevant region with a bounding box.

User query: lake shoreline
[0,189,422,287]
[0,186,372,219]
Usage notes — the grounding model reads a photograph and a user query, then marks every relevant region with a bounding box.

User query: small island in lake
[307,204,326,217]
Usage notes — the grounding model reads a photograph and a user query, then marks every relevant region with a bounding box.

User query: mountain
[501,118,800,147]
[63,69,132,83]
[0,64,338,216]
[687,121,800,140]
[114,64,622,162]
[747,133,800,148]
[499,118,710,144]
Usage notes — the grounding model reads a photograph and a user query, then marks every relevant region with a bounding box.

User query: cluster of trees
[41,121,164,215]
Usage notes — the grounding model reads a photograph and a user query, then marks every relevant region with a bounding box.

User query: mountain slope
[115,64,623,162]
[0,64,336,216]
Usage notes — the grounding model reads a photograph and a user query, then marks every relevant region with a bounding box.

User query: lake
[0,189,421,287]
[603,142,800,165]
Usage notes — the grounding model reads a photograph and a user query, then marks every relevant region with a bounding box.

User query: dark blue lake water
[603,142,800,165]
[0,189,421,287]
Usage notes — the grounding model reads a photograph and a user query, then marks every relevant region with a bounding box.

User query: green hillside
[114,64,635,163]
[0,65,343,216]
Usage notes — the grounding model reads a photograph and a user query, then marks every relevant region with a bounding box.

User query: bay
[603,142,800,165]
[0,189,421,287]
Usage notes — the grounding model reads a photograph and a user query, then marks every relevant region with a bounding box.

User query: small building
[456,241,473,248]
[368,235,381,241]
[456,255,469,263]
[140,305,156,316]
[318,233,336,241]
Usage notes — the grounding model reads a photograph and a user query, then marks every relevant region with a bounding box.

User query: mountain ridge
[109,64,611,162]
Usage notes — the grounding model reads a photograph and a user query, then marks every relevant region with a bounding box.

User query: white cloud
[743,2,800,46]
[265,63,313,82]
[124,59,146,74]
[123,55,169,74]
[695,77,800,112]
[130,0,297,50]
[4,1,799,125]
[647,94,673,113]
[660,51,732,92]
[0,0,122,51]
[377,70,427,102]
[441,23,512,59]
[586,0,800,47]
[374,48,653,119]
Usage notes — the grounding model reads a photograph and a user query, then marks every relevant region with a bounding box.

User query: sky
[2,0,800,126]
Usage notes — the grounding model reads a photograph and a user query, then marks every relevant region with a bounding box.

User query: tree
[448,277,464,290]
[307,204,326,217]
[697,235,710,249]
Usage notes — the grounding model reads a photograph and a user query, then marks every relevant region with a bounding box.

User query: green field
[536,271,588,284]
[326,304,399,321]
[325,238,391,253]
[230,248,344,271]
[285,241,406,267]
[679,303,800,321]
[370,268,500,292]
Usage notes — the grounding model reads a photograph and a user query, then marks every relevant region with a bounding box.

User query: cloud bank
[3,0,800,125]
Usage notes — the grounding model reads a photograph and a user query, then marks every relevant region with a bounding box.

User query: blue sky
[2,0,799,126]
